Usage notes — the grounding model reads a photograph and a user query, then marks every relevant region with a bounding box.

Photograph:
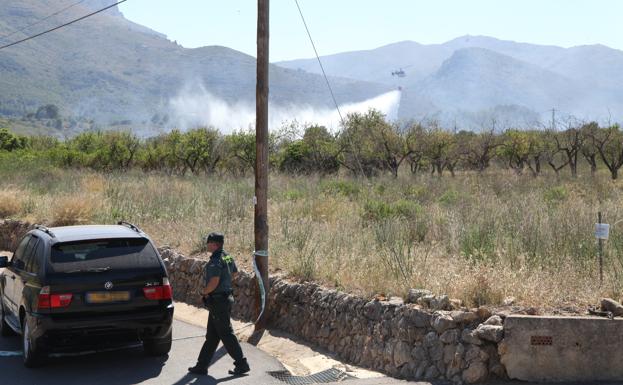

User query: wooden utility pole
[254,0,270,331]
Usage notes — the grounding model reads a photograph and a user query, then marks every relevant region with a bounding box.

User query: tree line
[1,110,622,179]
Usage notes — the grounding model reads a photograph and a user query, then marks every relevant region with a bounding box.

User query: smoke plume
[169,84,402,133]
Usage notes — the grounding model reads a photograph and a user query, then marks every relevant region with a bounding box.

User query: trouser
[196,294,246,368]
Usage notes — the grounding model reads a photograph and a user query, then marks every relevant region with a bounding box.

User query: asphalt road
[0,317,616,385]
[0,319,285,385]
[0,318,410,385]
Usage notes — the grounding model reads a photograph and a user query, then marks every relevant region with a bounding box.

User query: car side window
[17,236,38,272]
[25,237,41,274]
[11,235,31,270]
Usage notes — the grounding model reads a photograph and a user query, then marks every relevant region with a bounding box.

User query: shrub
[462,266,504,307]
[460,225,495,261]
[51,195,96,226]
[321,180,360,198]
[544,186,568,204]
[363,200,394,221]
[363,199,422,221]
[406,185,429,202]
[393,199,423,219]
[284,189,304,201]
[438,189,460,206]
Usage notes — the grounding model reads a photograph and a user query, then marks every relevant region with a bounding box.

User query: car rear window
[49,238,161,273]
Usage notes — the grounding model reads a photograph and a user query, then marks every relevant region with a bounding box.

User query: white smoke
[169,84,402,133]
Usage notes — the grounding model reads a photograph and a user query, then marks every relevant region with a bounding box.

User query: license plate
[86,291,131,303]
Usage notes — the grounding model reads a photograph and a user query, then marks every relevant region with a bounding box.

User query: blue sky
[119,0,622,61]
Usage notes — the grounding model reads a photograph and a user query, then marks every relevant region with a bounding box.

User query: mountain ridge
[279,35,623,127]
[0,0,389,134]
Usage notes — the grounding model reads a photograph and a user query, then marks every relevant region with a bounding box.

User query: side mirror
[0,256,9,268]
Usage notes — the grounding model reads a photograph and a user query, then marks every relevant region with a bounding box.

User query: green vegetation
[1,111,621,180]
[2,112,623,308]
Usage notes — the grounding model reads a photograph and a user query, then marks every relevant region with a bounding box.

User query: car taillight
[38,286,73,310]
[143,278,172,300]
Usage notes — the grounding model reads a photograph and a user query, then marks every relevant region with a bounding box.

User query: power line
[0,0,87,42]
[0,0,127,51]
[294,0,369,179]
[293,0,344,125]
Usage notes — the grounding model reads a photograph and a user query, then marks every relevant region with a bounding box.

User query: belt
[209,291,232,298]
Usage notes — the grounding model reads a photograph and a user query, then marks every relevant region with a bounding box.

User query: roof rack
[34,224,56,238]
[117,221,143,234]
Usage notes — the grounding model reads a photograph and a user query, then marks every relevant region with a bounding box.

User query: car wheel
[0,302,15,337]
[143,329,172,357]
[22,315,42,368]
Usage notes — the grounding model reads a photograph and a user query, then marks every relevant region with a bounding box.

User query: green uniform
[204,249,238,294]
[195,248,248,371]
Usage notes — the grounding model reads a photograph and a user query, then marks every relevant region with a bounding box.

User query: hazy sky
[119,0,622,61]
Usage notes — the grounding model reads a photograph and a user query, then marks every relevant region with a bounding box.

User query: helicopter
[391,68,406,78]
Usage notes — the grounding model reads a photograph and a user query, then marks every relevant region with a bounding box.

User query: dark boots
[187,365,208,375]
[228,358,250,376]
[189,358,249,376]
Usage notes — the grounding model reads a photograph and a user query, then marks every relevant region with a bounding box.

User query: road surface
[0,318,409,385]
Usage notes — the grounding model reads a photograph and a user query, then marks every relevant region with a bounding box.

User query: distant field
[1,163,622,309]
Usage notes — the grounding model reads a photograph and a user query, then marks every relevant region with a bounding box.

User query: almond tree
[544,131,570,177]
[405,123,427,175]
[524,131,548,177]
[581,122,600,176]
[499,130,529,174]
[464,130,500,173]
[423,128,455,177]
[339,110,406,177]
[589,124,623,180]
[550,125,584,177]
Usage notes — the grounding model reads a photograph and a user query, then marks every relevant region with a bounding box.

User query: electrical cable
[293,0,368,178]
[0,0,128,51]
[293,0,344,125]
[0,0,88,42]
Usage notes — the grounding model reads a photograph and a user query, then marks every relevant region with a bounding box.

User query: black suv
[0,223,173,367]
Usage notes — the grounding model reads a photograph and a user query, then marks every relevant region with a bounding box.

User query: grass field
[1,159,622,309]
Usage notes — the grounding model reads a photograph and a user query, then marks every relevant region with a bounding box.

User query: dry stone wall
[0,221,507,383]
[161,248,507,384]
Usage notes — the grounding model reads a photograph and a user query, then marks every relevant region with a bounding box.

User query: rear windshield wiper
[65,267,111,274]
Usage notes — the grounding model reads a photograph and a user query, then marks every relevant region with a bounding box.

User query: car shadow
[0,344,167,385]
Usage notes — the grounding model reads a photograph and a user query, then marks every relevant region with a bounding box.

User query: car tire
[22,314,42,368]
[143,329,172,356]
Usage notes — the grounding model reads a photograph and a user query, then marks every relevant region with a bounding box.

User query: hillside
[279,35,623,127]
[0,0,389,133]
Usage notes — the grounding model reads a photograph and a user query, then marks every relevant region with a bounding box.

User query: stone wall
[161,248,507,384]
[0,221,507,383]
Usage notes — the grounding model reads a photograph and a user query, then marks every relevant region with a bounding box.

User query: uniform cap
[206,232,224,244]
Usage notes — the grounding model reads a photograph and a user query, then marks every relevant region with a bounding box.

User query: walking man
[188,232,250,376]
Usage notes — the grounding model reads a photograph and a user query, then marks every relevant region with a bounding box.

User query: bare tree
[588,123,623,180]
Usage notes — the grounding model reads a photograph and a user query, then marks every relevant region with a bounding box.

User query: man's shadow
[170,346,247,385]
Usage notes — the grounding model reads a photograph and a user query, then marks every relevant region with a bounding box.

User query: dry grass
[0,190,22,218]
[51,194,98,226]
[1,165,622,309]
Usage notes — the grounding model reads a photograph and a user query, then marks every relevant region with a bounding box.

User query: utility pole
[254,0,270,332]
